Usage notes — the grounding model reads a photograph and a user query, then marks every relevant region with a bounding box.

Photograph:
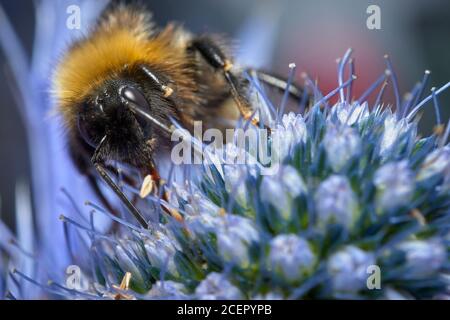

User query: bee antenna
[127,102,174,135]
[140,65,174,98]
[120,84,175,135]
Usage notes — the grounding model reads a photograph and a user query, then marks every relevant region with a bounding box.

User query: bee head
[76,77,172,166]
[73,63,179,167]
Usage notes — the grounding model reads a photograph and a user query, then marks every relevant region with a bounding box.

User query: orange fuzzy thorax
[53,8,195,129]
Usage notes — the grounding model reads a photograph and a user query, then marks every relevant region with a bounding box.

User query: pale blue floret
[374,160,415,211]
[268,234,316,282]
[397,239,446,278]
[216,215,259,268]
[323,123,362,172]
[260,165,306,219]
[327,246,375,293]
[315,175,358,229]
[417,146,450,181]
[195,273,243,300]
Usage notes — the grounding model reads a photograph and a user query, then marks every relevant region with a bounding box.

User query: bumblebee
[53,3,305,229]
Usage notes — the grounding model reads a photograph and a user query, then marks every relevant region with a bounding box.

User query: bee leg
[91,137,149,229]
[86,166,141,211]
[191,37,261,127]
[85,172,119,215]
[92,161,149,229]
[68,133,146,229]
[83,172,125,233]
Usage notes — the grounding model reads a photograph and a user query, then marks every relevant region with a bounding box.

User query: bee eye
[120,86,149,109]
[120,86,152,130]
[77,116,98,148]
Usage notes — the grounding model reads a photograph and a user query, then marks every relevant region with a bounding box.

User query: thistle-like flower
[2,49,450,300]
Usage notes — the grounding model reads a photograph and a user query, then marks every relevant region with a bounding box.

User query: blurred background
[0,0,449,294]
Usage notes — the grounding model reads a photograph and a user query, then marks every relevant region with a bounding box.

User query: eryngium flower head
[6,50,450,300]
